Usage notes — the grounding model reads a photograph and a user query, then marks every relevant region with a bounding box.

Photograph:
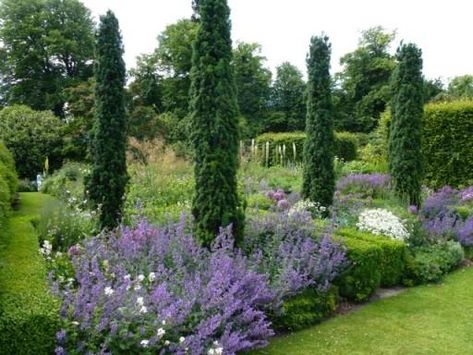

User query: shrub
[403,241,464,285]
[272,287,337,331]
[0,173,11,222]
[247,193,273,211]
[41,162,89,203]
[17,179,37,192]
[254,131,358,167]
[336,228,407,287]
[0,105,64,179]
[334,235,383,302]
[423,101,473,188]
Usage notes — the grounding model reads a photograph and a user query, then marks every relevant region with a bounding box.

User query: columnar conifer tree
[189,0,244,247]
[87,11,128,229]
[302,35,335,209]
[388,43,424,206]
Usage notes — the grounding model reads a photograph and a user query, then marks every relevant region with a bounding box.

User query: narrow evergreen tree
[189,0,244,247]
[302,35,335,209]
[87,11,128,229]
[388,43,424,206]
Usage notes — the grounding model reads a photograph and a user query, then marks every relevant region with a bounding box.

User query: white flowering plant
[356,208,409,241]
[288,200,327,219]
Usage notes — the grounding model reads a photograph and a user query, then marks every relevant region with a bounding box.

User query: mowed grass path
[253,266,473,355]
[0,192,59,354]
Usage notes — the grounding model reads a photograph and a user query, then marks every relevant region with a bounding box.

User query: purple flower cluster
[457,217,473,246]
[245,211,347,308]
[266,189,290,210]
[336,174,391,197]
[54,218,274,354]
[53,214,346,354]
[421,186,459,219]
[420,186,473,247]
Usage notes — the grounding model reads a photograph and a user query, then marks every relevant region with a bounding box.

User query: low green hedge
[0,142,18,222]
[0,193,60,354]
[334,235,382,302]
[272,287,337,331]
[254,131,358,166]
[337,228,407,287]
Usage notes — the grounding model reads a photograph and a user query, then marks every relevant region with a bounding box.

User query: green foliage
[233,42,272,137]
[423,100,473,188]
[334,26,396,132]
[254,132,358,167]
[337,228,407,287]
[270,62,306,131]
[403,241,464,285]
[335,235,383,301]
[86,11,128,230]
[388,43,424,206]
[272,287,337,331]
[0,193,60,355]
[334,131,358,162]
[247,193,273,211]
[303,35,335,208]
[0,0,94,116]
[446,75,473,99]
[36,200,98,252]
[0,105,63,178]
[189,0,244,247]
[0,141,18,199]
[41,162,88,202]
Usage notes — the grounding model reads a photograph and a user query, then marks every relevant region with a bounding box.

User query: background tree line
[0,0,471,178]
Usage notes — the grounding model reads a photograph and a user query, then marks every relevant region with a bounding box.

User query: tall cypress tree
[302,35,335,209]
[388,43,424,206]
[189,0,244,247]
[87,11,128,229]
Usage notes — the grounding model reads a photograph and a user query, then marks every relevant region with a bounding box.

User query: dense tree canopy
[334,27,396,132]
[0,0,95,117]
[270,62,306,132]
[233,42,272,137]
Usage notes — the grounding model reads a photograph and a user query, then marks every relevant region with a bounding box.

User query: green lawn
[0,192,59,354]
[253,266,473,355]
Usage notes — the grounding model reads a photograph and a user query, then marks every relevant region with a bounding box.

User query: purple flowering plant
[336,173,391,199]
[52,213,346,355]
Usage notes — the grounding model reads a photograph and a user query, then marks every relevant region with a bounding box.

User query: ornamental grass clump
[356,208,409,241]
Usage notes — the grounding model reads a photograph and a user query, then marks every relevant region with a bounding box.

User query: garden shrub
[272,287,337,331]
[0,105,64,179]
[423,101,473,188]
[247,193,273,211]
[337,228,407,287]
[334,235,383,302]
[403,241,464,285]
[254,131,358,166]
[0,173,10,222]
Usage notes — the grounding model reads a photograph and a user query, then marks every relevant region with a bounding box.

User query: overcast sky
[81,0,473,82]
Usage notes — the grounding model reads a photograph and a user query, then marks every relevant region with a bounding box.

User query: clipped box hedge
[272,287,337,331]
[336,228,407,287]
[423,101,473,188]
[0,142,18,222]
[253,131,358,166]
[334,235,382,302]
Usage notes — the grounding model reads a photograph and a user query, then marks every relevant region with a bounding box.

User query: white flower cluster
[288,200,326,217]
[356,208,409,241]
[39,240,52,257]
[208,341,223,355]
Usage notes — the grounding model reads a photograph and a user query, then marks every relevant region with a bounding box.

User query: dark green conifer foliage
[302,35,335,208]
[189,0,244,247]
[388,43,424,206]
[87,11,128,229]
